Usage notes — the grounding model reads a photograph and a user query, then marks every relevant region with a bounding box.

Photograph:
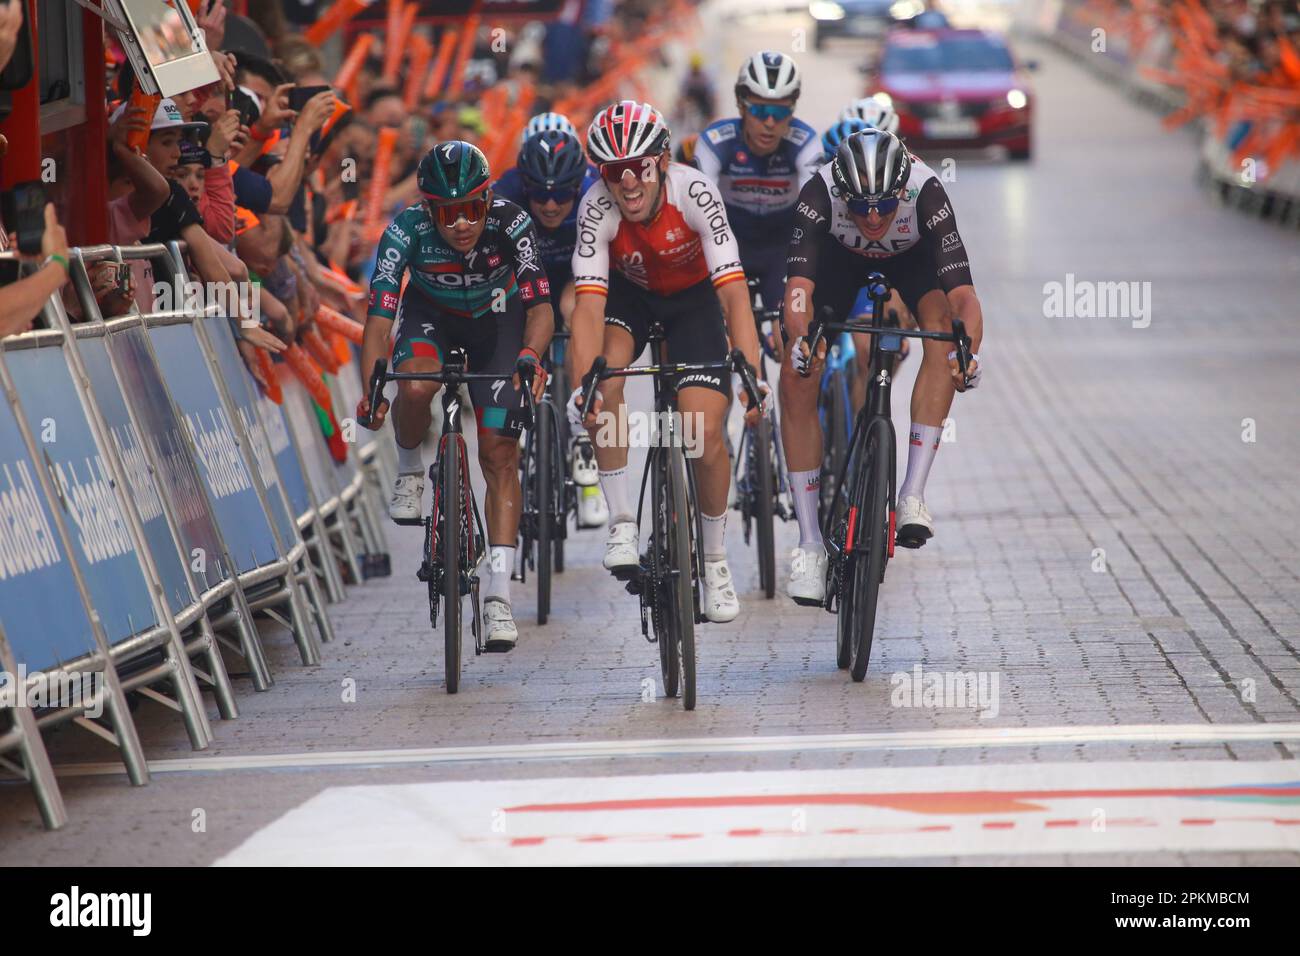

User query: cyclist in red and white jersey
[568,100,767,623]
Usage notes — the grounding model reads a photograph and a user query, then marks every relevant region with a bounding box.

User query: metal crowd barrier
[0,241,393,829]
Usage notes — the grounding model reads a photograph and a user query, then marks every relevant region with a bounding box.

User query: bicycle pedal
[895,529,931,549]
[390,516,424,527]
[609,564,639,583]
[790,595,823,608]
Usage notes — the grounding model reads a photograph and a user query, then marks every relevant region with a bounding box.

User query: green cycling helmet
[418,140,491,201]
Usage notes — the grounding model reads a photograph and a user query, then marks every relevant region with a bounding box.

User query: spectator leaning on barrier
[0,0,72,337]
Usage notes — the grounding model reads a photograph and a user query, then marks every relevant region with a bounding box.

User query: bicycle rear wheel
[441,439,462,694]
[666,446,697,710]
[753,417,776,599]
[848,423,891,682]
[651,450,679,700]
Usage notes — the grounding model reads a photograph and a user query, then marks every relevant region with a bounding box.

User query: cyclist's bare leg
[911,288,956,428]
[777,342,822,474]
[477,429,523,546]
[676,386,730,517]
[586,325,636,474]
[393,355,443,455]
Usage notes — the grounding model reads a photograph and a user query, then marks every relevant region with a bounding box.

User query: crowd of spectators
[0,0,682,381]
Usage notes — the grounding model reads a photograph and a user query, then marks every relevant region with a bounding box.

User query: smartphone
[288,85,330,113]
[0,181,47,257]
[230,86,260,127]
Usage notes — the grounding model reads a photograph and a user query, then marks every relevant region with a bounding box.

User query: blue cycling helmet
[822,118,868,163]
[517,129,588,192]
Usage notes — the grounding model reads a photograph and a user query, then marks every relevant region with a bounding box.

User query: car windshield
[883,37,1015,73]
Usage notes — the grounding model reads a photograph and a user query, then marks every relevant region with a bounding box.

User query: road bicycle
[579,328,762,710]
[805,272,972,682]
[361,352,537,693]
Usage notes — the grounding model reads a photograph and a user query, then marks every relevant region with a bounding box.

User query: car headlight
[1006,89,1028,110]
[810,1,845,20]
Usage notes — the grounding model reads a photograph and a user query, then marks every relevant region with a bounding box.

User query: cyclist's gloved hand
[739,380,774,418]
[791,335,814,377]
[514,347,546,402]
[566,385,601,430]
[948,349,982,390]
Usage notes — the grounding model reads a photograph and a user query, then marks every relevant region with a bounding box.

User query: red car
[869,28,1036,160]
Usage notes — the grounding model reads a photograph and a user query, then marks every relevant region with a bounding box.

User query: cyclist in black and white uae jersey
[693,51,822,341]
[779,128,984,606]
[356,141,554,651]
[567,100,768,625]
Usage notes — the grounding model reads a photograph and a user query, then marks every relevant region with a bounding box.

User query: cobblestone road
[2,20,1297,865]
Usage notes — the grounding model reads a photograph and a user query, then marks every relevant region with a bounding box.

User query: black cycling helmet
[418,140,491,201]
[517,129,588,192]
[832,128,912,202]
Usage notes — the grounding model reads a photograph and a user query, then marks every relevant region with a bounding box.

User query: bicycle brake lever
[950,317,973,388]
[358,358,387,428]
[578,356,607,422]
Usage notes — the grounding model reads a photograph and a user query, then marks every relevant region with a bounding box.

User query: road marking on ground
[214,760,1300,865]
[58,723,1300,777]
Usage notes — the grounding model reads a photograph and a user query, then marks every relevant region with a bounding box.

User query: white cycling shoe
[571,437,599,487]
[703,559,740,623]
[389,473,424,525]
[578,486,609,528]
[788,546,828,607]
[603,520,640,571]
[482,599,518,652]
[895,494,934,549]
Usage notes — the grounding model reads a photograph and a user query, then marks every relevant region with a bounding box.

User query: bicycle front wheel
[666,447,697,711]
[753,417,776,599]
[819,367,849,529]
[535,399,554,625]
[651,450,679,700]
[441,439,462,694]
[848,423,891,682]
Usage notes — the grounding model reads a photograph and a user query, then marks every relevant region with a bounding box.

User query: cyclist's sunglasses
[846,196,901,217]
[744,102,794,122]
[428,195,489,227]
[523,181,580,204]
[599,155,659,184]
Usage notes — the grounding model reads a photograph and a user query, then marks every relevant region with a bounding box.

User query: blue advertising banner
[200,315,300,549]
[107,324,230,594]
[259,391,311,520]
[148,322,281,574]
[79,334,196,617]
[4,346,159,648]
[0,388,98,674]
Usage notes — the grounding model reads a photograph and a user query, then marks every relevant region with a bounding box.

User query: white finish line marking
[59,722,1300,777]
[214,761,1300,865]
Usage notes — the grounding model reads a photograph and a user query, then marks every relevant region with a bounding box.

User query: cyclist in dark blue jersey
[492,126,608,527]
[694,51,822,349]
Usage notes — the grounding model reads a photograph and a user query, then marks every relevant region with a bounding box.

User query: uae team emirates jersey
[571,162,746,297]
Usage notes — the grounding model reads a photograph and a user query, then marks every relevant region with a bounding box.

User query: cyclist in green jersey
[357,141,554,650]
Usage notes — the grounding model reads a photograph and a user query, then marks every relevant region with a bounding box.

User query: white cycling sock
[899,423,943,501]
[790,468,823,550]
[701,510,727,562]
[484,546,514,604]
[396,440,423,476]
[599,467,634,526]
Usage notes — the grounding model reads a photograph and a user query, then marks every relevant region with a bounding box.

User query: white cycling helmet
[520,111,578,146]
[586,100,671,164]
[841,94,900,135]
[735,51,801,101]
